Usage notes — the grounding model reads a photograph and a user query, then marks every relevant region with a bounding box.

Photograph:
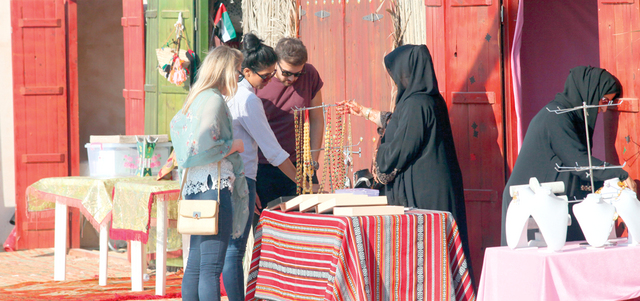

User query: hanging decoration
[155,12,195,86]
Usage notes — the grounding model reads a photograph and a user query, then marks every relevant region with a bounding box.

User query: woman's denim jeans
[222,178,256,300]
[181,181,232,301]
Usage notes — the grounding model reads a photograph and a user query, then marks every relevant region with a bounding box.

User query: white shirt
[227,79,290,180]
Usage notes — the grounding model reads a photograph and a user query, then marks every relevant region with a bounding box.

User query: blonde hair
[182,46,243,113]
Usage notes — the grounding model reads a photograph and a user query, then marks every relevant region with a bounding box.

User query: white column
[99,222,109,286]
[155,201,168,295]
[54,202,68,281]
[131,240,146,291]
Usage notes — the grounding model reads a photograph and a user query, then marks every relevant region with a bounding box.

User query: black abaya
[376,45,470,270]
[501,66,628,244]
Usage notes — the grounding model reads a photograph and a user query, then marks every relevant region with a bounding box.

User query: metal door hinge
[363,13,383,22]
[299,5,306,19]
[500,5,504,23]
[145,10,157,19]
[315,10,330,19]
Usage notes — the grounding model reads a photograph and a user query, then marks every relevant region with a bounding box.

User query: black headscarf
[384,45,441,104]
[552,66,620,140]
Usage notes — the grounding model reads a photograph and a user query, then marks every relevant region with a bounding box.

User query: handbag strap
[179,161,222,200]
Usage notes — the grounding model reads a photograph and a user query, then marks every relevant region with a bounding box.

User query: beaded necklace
[333,104,345,191]
[294,109,303,194]
[302,110,314,194]
[319,107,330,193]
[347,111,353,183]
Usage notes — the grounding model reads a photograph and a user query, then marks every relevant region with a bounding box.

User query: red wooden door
[343,0,394,173]
[122,0,145,135]
[442,0,504,284]
[11,0,80,250]
[598,1,640,193]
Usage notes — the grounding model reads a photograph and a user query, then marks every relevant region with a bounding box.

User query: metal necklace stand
[546,100,626,194]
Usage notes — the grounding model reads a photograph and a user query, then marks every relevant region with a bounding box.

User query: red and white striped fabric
[245,209,475,301]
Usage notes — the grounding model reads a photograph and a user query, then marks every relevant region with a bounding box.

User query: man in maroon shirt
[255,38,324,208]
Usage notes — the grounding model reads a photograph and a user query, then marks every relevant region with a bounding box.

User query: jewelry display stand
[506,177,569,252]
[293,102,362,194]
[599,178,640,245]
[546,100,628,248]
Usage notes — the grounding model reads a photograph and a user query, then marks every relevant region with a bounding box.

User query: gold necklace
[295,109,303,194]
[302,111,313,194]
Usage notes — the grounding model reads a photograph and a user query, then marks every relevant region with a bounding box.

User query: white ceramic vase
[573,193,616,248]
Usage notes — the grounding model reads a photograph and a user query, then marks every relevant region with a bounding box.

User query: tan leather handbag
[177,162,221,235]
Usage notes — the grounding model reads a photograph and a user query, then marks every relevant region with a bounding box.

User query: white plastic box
[85,142,172,177]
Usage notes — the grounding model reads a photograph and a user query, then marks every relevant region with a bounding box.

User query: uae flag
[214,3,236,42]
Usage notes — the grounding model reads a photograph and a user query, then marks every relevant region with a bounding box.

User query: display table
[477,241,640,301]
[26,176,179,294]
[110,180,180,295]
[245,209,476,301]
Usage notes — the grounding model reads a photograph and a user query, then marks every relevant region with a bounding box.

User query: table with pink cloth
[477,241,640,301]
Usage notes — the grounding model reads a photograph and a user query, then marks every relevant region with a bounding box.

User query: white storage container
[85,142,172,177]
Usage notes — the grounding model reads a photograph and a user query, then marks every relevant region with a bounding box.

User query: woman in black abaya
[501,66,636,244]
[342,44,471,277]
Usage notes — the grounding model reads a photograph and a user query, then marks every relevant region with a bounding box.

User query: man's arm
[309,89,324,163]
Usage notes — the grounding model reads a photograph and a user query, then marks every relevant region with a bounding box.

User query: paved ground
[0,248,230,301]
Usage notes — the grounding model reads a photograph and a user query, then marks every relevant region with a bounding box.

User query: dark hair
[241,33,278,72]
[275,37,308,66]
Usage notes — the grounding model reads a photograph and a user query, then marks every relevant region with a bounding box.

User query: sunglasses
[277,61,306,78]
[251,68,276,81]
[237,70,244,83]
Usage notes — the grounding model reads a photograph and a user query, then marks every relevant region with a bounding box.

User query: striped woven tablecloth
[246,209,476,301]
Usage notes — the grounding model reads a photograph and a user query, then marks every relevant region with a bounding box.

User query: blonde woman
[170,46,249,301]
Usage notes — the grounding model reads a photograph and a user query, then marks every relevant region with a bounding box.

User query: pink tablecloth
[478,241,640,301]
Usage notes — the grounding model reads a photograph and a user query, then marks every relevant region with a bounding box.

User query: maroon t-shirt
[256,63,324,164]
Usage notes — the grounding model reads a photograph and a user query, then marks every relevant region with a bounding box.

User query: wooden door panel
[299,0,347,181]
[344,0,394,173]
[426,4,446,96]
[145,0,192,135]
[122,0,146,134]
[445,0,503,284]
[598,1,640,182]
[144,0,159,134]
[11,0,79,249]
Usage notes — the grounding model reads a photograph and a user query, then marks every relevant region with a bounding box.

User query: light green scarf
[170,88,249,239]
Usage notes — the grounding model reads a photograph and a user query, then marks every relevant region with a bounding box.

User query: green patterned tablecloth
[110,180,180,244]
[27,176,151,229]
